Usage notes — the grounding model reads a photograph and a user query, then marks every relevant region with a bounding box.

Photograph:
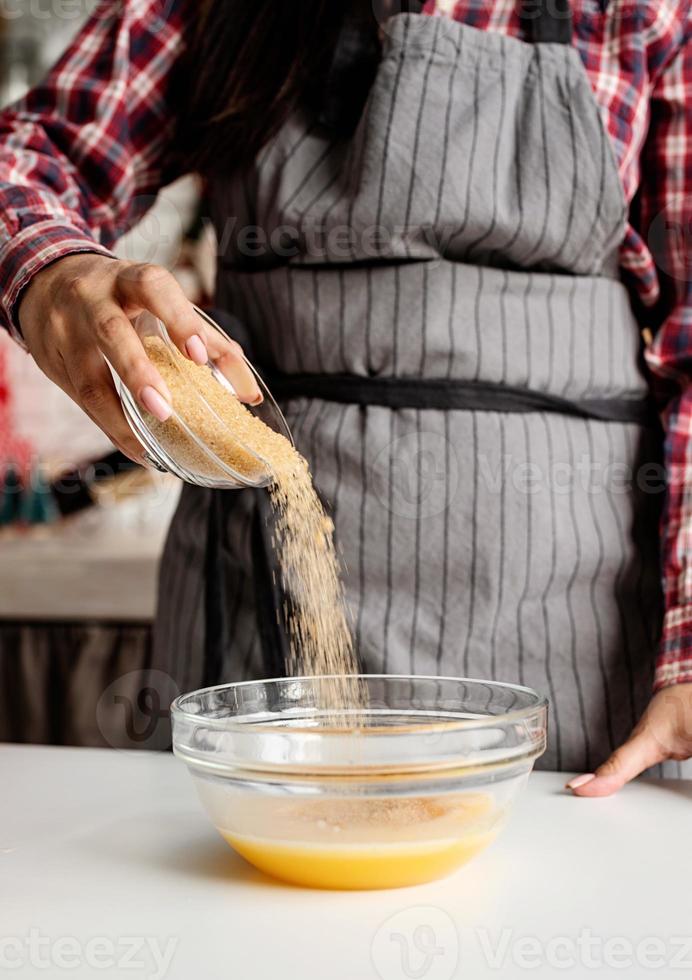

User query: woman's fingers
[83,300,173,421]
[566,727,666,797]
[195,315,262,404]
[565,684,692,797]
[60,351,146,462]
[115,264,208,364]
[212,343,264,405]
[114,264,262,402]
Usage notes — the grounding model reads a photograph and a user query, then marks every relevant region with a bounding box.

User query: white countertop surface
[1,744,690,980]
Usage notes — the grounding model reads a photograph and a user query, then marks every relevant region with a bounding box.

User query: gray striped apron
[155,3,686,776]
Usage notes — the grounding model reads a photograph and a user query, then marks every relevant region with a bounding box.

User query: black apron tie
[263,372,653,426]
[202,489,229,688]
[521,0,573,45]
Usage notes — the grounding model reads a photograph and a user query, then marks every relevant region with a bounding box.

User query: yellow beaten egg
[213,793,499,889]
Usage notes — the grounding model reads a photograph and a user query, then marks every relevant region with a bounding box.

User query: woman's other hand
[566,683,692,796]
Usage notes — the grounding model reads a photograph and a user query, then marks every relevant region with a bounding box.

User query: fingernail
[250,390,264,406]
[566,773,596,790]
[185,334,208,365]
[140,385,172,422]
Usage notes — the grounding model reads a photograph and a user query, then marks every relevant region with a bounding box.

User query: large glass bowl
[171,675,548,890]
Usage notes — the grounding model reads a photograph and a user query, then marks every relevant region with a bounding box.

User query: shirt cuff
[654,604,692,690]
[0,219,115,348]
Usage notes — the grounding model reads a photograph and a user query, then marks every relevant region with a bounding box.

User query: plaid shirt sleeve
[0,0,188,345]
[640,29,692,689]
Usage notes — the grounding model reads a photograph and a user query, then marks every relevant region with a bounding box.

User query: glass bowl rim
[170,673,549,736]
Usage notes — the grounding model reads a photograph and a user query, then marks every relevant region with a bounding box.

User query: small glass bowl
[109,307,293,489]
[171,675,548,890]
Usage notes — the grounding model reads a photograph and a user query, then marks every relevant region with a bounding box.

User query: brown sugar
[285,794,493,830]
[143,336,363,718]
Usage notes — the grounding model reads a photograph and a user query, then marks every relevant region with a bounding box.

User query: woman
[1,0,690,791]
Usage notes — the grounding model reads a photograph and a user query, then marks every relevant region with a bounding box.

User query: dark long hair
[176,0,381,177]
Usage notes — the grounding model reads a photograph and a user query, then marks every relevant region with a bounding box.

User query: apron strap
[203,488,291,686]
[264,372,654,426]
[521,0,573,45]
[317,4,381,136]
[203,489,229,688]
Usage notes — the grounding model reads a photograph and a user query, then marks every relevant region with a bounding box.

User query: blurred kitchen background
[0,2,214,746]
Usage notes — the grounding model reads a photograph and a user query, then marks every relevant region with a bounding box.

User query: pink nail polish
[140,385,172,422]
[185,334,208,365]
[566,773,596,790]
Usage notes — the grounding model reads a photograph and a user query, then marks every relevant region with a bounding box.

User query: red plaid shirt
[0,0,690,689]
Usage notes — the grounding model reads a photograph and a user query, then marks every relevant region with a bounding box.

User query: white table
[1,745,690,980]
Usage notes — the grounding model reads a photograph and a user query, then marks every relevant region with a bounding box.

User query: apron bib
[155,3,685,776]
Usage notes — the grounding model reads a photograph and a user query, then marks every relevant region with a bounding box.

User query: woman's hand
[566,683,692,796]
[19,253,261,461]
